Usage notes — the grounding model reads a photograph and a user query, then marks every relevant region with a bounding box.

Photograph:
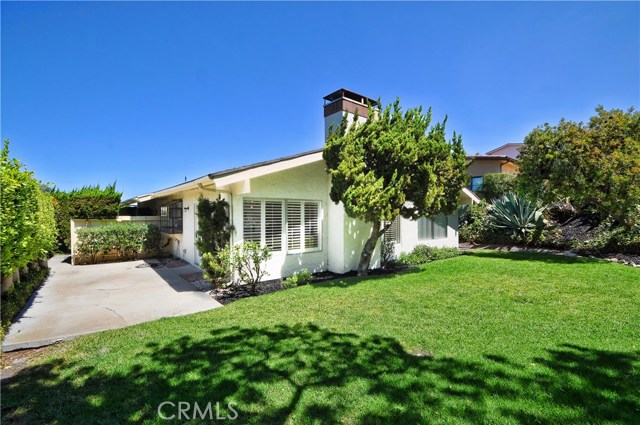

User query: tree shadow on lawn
[2,324,638,424]
[310,267,427,289]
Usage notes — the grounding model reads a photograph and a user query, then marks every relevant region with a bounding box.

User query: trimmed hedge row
[1,140,57,280]
[75,223,162,264]
[53,183,122,253]
[398,245,460,266]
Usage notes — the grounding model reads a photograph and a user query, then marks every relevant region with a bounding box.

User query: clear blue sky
[2,1,638,200]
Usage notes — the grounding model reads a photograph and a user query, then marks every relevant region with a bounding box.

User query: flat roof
[466,154,517,162]
[323,88,379,106]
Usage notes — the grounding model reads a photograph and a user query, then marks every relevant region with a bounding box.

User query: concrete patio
[2,255,222,352]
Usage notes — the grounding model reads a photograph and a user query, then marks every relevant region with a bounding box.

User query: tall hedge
[53,183,122,252]
[0,140,57,278]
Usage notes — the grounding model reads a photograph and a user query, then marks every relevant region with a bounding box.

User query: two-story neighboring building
[466,143,522,191]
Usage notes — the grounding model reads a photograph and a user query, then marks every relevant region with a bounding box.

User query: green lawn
[2,251,639,424]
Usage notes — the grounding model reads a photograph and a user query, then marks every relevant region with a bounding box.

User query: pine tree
[323,99,467,275]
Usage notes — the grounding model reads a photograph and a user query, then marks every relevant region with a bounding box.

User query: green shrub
[53,183,122,252]
[1,267,49,337]
[398,245,460,266]
[490,193,548,244]
[459,201,513,244]
[478,173,517,201]
[282,269,315,289]
[143,224,162,257]
[578,223,640,254]
[195,195,230,256]
[1,140,57,278]
[230,241,271,293]
[380,239,396,269]
[201,247,231,288]
[75,223,161,264]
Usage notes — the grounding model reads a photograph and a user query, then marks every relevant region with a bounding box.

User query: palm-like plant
[490,193,547,244]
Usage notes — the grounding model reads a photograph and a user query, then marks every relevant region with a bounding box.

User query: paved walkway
[2,255,222,351]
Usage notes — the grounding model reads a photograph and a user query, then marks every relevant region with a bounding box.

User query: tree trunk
[357,219,384,277]
[1,274,13,294]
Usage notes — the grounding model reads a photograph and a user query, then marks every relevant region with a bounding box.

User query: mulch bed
[209,268,405,305]
[1,345,53,382]
[210,279,286,305]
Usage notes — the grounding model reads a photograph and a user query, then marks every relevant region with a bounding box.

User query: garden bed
[208,268,406,305]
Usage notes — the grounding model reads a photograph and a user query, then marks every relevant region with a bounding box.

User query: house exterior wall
[232,161,332,279]
[136,158,465,281]
[324,111,368,140]
[501,162,518,173]
[467,160,503,177]
[467,159,518,177]
[488,145,521,158]
[395,214,459,256]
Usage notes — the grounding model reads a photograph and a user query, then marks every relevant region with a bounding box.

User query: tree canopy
[323,99,467,275]
[517,106,640,229]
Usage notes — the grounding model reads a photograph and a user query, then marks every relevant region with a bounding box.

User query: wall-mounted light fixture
[183,206,190,211]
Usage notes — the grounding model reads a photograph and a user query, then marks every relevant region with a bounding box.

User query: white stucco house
[121,89,479,279]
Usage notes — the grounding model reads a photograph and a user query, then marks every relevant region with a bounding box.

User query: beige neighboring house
[466,143,522,192]
[119,89,478,280]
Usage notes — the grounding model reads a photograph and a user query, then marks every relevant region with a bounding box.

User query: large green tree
[517,106,640,229]
[323,99,467,275]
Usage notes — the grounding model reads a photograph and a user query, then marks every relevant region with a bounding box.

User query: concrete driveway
[2,255,222,351]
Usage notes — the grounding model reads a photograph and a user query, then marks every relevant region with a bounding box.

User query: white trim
[461,187,481,204]
[212,152,323,188]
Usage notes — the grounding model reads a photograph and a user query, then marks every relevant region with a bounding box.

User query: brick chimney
[323,88,379,140]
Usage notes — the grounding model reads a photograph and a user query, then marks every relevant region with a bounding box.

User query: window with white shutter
[264,201,283,251]
[418,215,448,240]
[304,202,320,249]
[434,214,448,239]
[418,217,432,240]
[384,216,400,243]
[243,200,262,243]
[243,198,321,253]
[287,201,302,251]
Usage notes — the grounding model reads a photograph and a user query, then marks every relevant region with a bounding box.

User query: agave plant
[490,193,547,244]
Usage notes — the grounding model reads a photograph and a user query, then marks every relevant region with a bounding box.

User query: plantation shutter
[434,214,448,239]
[264,201,283,251]
[304,202,320,249]
[287,201,302,250]
[418,217,433,240]
[243,200,262,243]
[384,216,400,243]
